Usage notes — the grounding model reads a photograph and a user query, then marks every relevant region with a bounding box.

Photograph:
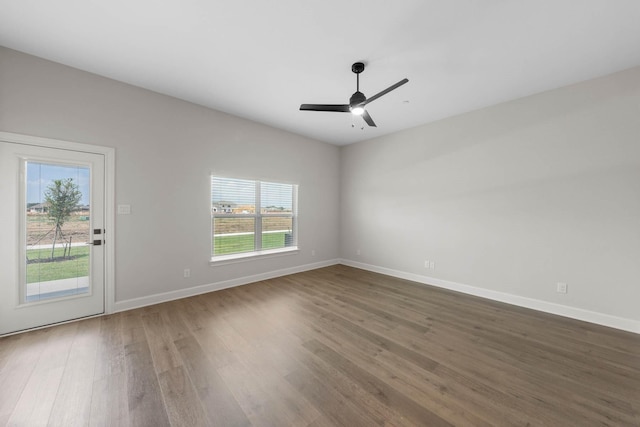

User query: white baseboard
[112,259,340,313]
[340,259,640,334]
[112,257,639,335]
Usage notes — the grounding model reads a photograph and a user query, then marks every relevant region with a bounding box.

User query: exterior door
[0,141,105,335]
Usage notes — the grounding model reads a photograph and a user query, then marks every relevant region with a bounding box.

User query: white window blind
[211,176,297,259]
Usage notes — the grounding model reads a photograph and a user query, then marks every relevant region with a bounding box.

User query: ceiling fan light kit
[300,62,408,128]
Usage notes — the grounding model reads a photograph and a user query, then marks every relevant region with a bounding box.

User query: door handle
[86,240,102,246]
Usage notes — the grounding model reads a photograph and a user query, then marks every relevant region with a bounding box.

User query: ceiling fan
[300,62,409,127]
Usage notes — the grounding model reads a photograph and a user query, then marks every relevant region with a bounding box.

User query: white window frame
[210,176,298,263]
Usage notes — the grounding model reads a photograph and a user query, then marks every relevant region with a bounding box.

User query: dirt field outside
[27,213,90,247]
[213,216,292,234]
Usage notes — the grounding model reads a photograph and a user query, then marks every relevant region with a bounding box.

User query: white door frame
[0,131,115,315]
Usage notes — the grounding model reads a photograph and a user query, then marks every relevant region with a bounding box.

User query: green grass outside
[213,232,289,255]
[26,246,89,283]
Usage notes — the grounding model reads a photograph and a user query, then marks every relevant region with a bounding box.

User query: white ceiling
[1,1,640,145]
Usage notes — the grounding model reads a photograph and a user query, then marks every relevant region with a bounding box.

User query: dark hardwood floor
[1,265,639,426]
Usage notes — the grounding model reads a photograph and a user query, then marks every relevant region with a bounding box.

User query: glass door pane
[25,162,91,302]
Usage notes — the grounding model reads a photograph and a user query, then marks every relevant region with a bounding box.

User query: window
[211,176,297,260]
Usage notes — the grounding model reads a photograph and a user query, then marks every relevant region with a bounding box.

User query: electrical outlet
[430,261,435,270]
[356,249,361,256]
[556,282,567,294]
[424,260,430,268]
[184,268,190,278]
[311,249,316,256]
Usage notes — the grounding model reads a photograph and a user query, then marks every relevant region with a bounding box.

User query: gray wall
[341,67,640,323]
[0,46,340,303]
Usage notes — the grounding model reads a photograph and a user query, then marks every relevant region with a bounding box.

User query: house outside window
[211,176,298,261]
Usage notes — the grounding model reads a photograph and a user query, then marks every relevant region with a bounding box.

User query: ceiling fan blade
[363,78,409,106]
[362,110,377,127]
[300,104,350,112]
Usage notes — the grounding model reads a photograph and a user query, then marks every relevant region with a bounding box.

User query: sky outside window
[27,162,90,205]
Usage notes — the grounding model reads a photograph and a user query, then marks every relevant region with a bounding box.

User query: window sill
[210,247,299,266]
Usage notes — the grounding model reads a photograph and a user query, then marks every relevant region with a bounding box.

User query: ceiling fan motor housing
[350,91,366,108]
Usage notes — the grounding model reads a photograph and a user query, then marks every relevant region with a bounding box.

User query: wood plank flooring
[1,264,639,426]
